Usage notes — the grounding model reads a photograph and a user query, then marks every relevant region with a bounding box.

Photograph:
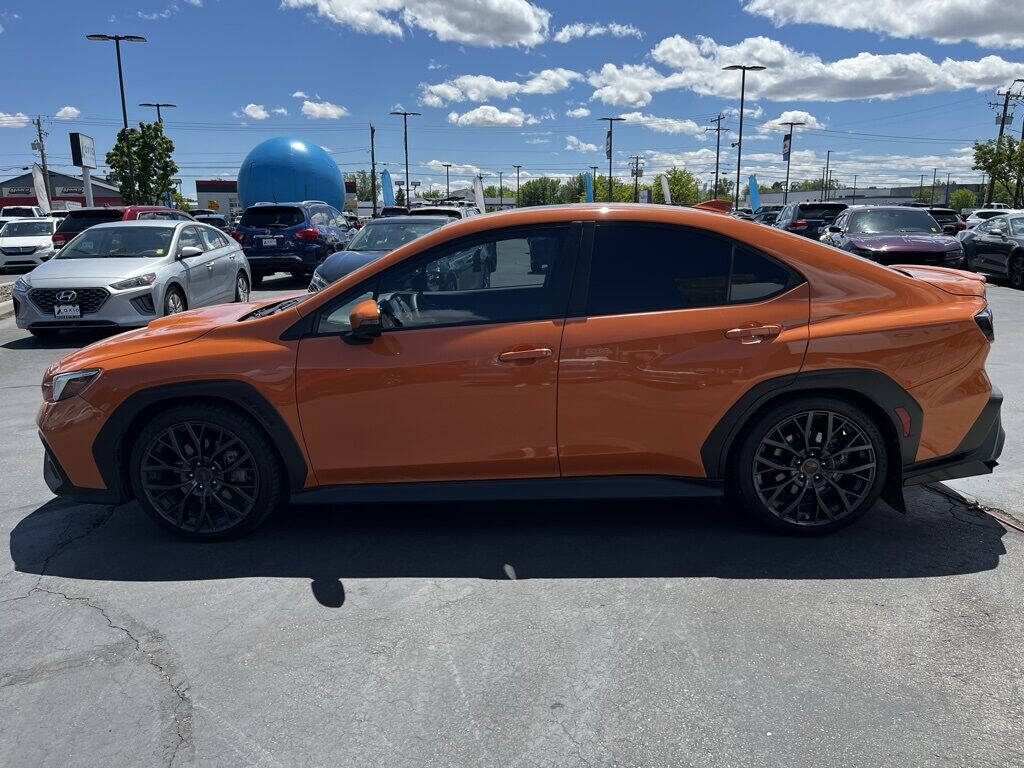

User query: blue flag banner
[585,172,594,203]
[748,175,760,211]
[381,170,395,207]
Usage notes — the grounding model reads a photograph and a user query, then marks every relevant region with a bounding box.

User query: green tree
[483,184,514,200]
[651,168,700,205]
[172,191,191,211]
[710,177,734,199]
[347,170,373,201]
[973,137,1024,205]
[591,175,635,202]
[949,187,976,211]
[557,173,586,204]
[519,177,562,206]
[105,121,178,205]
[421,187,445,201]
[395,186,406,206]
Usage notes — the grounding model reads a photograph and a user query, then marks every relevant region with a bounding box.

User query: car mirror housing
[178,246,203,259]
[826,225,841,233]
[347,298,382,342]
[990,228,1004,237]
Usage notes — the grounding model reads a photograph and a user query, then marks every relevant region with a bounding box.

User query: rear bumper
[903,388,1004,486]
[242,246,325,273]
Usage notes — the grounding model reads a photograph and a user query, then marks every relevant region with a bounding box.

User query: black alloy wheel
[1009,255,1023,290]
[735,398,887,534]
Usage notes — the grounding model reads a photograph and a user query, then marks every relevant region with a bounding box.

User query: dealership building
[195,179,241,218]
[0,169,122,209]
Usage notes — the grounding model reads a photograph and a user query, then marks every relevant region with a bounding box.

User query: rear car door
[295,224,580,485]
[557,222,810,478]
[176,225,217,306]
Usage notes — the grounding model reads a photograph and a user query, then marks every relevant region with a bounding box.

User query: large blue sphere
[237,136,344,210]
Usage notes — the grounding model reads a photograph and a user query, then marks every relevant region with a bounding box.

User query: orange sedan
[36,204,1003,539]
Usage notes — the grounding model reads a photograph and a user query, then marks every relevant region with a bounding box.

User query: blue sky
[1,0,1021,198]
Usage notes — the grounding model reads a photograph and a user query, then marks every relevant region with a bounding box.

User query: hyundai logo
[55,290,77,303]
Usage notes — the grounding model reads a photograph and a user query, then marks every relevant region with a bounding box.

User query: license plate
[261,238,278,247]
[54,304,81,318]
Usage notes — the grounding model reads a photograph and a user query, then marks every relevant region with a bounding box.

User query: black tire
[1009,253,1023,290]
[250,272,264,288]
[732,396,888,534]
[163,286,186,316]
[233,271,250,302]
[129,402,286,541]
[290,269,311,282]
[28,327,60,339]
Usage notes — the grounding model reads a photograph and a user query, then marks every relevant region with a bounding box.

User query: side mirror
[347,298,382,343]
[826,225,841,233]
[990,228,1004,238]
[178,245,203,259]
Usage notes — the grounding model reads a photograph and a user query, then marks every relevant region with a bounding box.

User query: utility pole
[945,172,951,205]
[986,80,1024,205]
[820,168,827,201]
[1016,116,1024,206]
[513,164,522,207]
[389,110,420,209]
[852,174,858,205]
[706,114,726,199]
[629,155,644,202]
[442,162,451,198]
[823,150,832,201]
[930,168,938,206]
[777,120,805,204]
[498,170,504,209]
[31,116,53,205]
[369,124,378,217]
[598,116,625,202]
[919,174,924,202]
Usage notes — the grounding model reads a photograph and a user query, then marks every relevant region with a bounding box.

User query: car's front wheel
[129,403,285,540]
[1009,254,1023,290]
[733,397,888,534]
[164,286,186,316]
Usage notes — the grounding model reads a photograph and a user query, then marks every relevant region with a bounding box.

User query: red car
[51,206,194,249]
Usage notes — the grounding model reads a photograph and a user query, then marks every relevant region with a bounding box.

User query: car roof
[88,219,189,230]
[366,215,448,224]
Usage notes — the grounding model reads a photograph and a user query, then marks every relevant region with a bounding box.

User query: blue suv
[233,201,353,286]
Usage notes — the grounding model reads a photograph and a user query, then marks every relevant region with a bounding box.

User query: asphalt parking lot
[1,276,1022,768]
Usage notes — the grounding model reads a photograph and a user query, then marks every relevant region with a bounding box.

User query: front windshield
[1,220,53,237]
[848,209,941,235]
[346,219,444,252]
[58,226,174,258]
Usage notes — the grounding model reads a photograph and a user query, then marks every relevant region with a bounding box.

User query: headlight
[110,273,156,290]
[13,276,30,292]
[42,368,101,402]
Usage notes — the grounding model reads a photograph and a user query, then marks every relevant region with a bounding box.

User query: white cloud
[138,5,177,20]
[565,135,598,152]
[301,99,349,118]
[242,103,270,120]
[281,0,550,46]
[291,90,308,98]
[525,137,550,144]
[427,59,447,70]
[644,34,1024,102]
[619,111,704,136]
[553,21,643,43]
[420,68,580,106]
[757,109,825,135]
[54,105,80,119]
[566,106,590,118]
[0,111,30,128]
[723,104,763,120]
[185,0,203,5]
[272,106,289,116]
[447,105,537,126]
[744,0,1024,49]
[426,159,488,176]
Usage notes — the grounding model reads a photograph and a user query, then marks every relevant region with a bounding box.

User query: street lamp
[722,64,765,212]
[88,33,147,205]
[442,162,452,198]
[598,116,625,202]
[139,102,176,123]
[389,110,420,209]
[498,170,503,209]
[513,164,522,207]
[778,120,805,205]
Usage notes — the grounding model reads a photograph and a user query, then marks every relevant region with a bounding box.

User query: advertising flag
[381,170,395,206]
[585,171,594,202]
[660,175,672,205]
[31,164,51,214]
[473,175,486,213]
[782,133,792,162]
[747,175,760,211]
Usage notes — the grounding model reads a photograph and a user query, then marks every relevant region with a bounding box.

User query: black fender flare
[92,380,309,498]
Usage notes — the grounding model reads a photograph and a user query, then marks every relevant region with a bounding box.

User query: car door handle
[725,324,782,344]
[497,347,553,362]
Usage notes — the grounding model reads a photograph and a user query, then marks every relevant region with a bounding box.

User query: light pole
[442,162,451,197]
[513,164,522,207]
[87,33,147,204]
[706,114,726,199]
[722,64,765,212]
[598,116,625,202]
[498,170,504,209]
[778,120,805,205]
[390,110,420,209]
[823,150,832,200]
[139,102,175,123]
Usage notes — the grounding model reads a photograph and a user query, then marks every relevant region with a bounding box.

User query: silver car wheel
[235,273,250,302]
[165,291,185,315]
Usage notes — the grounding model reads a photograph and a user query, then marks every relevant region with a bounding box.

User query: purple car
[819,206,965,267]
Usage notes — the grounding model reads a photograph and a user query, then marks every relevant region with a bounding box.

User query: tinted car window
[1,207,37,217]
[588,224,799,316]
[795,204,846,222]
[848,209,941,234]
[178,226,206,252]
[588,225,731,315]
[57,226,174,258]
[56,209,124,234]
[347,219,446,251]
[240,206,305,228]
[1010,216,1024,236]
[978,216,1006,234]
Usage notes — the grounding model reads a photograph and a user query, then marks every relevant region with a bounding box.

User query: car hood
[0,235,52,248]
[848,233,959,252]
[25,256,165,285]
[317,249,388,282]
[50,302,261,372]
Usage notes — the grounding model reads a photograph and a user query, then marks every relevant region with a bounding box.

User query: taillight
[296,227,320,241]
[786,219,808,230]
[52,232,68,248]
[230,230,244,243]
[975,306,995,342]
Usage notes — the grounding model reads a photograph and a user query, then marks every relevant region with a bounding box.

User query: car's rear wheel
[1009,254,1023,290]
[130,403,285,540]
[733,397,888,534]
[164,286,186,316]
[234,272,250,302]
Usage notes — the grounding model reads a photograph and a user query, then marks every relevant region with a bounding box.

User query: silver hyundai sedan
[12,220,251,338]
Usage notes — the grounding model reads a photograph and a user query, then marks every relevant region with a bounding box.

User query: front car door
[557,221,810,478]
[972,216,1008,275]
[175,225,216,306]
[294,223,580,485]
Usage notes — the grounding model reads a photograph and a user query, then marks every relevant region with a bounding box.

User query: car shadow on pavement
[9,486,1009,607]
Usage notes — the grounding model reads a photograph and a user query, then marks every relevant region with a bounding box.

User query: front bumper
[41,433,124,505]
[13,284,156,330]
[903,388,1004,486]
